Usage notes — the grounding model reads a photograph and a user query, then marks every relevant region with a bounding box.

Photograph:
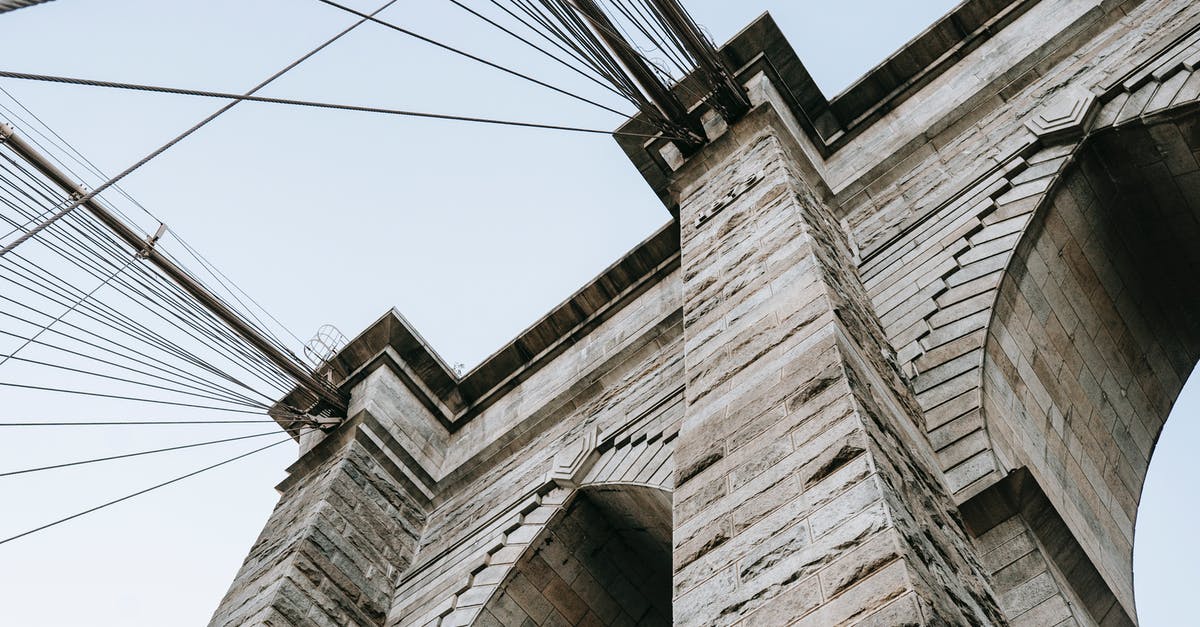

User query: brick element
[983,109,1200,618]
[670,104,1005,626]
[961,471,1136,627]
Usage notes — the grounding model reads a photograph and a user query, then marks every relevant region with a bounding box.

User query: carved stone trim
[548,426,600,488]
[1024,87,1098,144]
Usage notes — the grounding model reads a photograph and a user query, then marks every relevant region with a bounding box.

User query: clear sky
[0,1,1194,625]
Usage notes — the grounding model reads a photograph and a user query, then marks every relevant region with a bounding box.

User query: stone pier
[214,1,1200,624]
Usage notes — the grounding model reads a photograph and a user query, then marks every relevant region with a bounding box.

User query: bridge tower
[213,0,1200,624]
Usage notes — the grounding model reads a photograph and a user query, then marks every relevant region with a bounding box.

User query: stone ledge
[274,221,681,438]
[614,0,1035,206]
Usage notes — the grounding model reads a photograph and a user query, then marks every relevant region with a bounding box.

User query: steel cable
[0,0,402,258]
[0,437,292,546]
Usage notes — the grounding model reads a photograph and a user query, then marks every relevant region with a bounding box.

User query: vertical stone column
[209,365,440,626]
[208,428,423,627]
[671,108,1006,625]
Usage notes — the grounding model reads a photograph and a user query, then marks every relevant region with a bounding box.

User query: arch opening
[476,484,672,626]
[1133,370,1200,626]
[982,109,1200,622]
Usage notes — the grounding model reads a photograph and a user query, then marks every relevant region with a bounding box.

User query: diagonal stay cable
[0,381,281,415]
[0,252,134,370]
[0,437,291,546]
[0,296,273,406]
[0,99,297,368]
[0,201,296,397]
[0,247,287,399]
[312,0,632,117]
[523,0,672,129]
[13,183,299,371]
[0,85,164,227]
[443,0,632,102]
[0,272,280,405]
[0,259,279,399]
[0,427,310,478]
[0,190,67,242]
[0,329,271,408]
[3,83,304,357]
[0,419,281,426]
[0,0,400,258]
[161,233,302,355]
[0,216,294,401]
[0,353,271,409]
[0,69,671,139]
[0,179,302,404]
[492,0,625,86]
[39,213,301,391]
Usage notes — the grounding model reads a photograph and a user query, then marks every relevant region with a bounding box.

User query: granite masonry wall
[476,487,672,626]
[209,433,425,626]
[212,0,1200,625]
[984,116,1200,618]
[669,108,1005,625]
[387,275,684,626]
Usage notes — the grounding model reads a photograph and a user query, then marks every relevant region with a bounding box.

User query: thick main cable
[0,141,306,407]
[0,85,165,226]
[0,92,297,360]
[443,0,637,105]
[0,238,287,400]
[0,420,281,426]
[0,196,296,399]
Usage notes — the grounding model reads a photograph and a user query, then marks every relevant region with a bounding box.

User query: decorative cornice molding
[548,426,600,489]
[272,223,680,436]
[1024,87,1099,144]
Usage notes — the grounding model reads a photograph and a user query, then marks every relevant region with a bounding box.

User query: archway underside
[982,108,1200,621]
[475,485,672,626]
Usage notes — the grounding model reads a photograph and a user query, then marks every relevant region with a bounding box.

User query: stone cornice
[614,0,1036,210]
[274,221,682,437]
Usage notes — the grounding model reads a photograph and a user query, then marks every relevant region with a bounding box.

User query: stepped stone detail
[1025,88,1099,143]
[214,1,1200,625]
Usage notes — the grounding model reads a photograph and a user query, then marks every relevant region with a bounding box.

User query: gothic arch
[979,95,1200,621]
[853,47,1200,623]
[855,29,1200,509]
[411,407,681,627]
[471,483,672,626]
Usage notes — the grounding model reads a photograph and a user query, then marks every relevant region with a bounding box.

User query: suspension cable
[0,0,399,258]
[0,69,675,139]
[0,438,292,546]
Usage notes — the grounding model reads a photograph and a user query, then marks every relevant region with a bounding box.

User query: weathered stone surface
[214,2,1200,625]
[209,430,425,627]
[668,108,1005,625]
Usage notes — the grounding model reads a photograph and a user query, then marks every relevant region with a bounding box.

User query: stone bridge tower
[211,0,1200,624]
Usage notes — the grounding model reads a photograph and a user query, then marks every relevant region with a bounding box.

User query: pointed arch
[473,484,672,626]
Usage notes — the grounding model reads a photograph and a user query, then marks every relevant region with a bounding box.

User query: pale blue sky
[0,1,1194,625]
